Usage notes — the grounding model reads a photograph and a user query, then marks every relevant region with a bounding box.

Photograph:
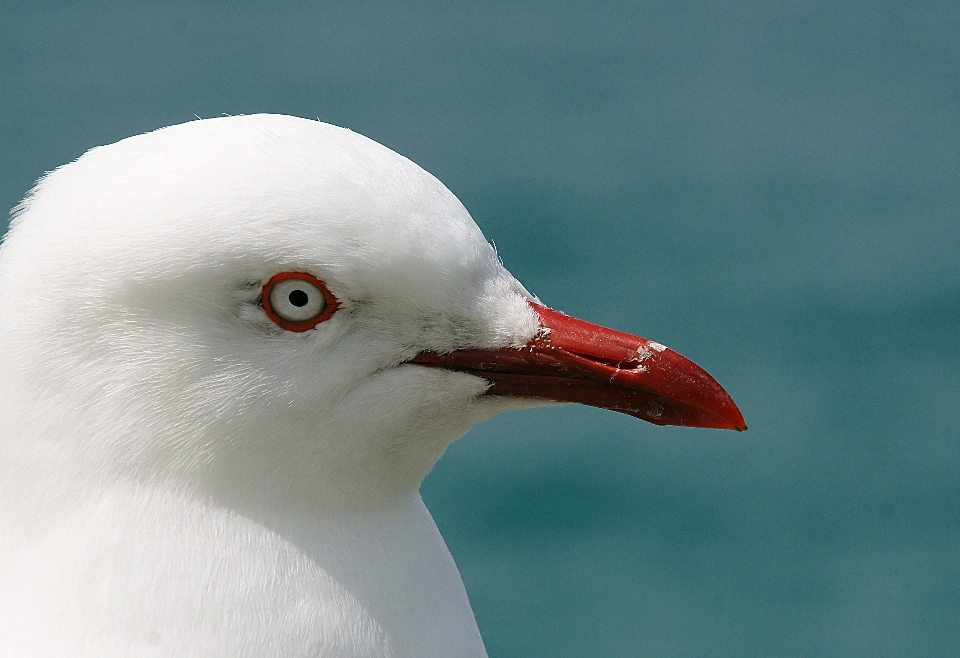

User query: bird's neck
[2,478,488,657]
[267,493,489,656]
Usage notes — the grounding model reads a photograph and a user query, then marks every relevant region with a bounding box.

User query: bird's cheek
[316,367,492,483]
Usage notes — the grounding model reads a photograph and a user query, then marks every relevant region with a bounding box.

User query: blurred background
[2,2,958,656]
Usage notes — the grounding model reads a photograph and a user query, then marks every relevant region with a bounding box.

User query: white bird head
[0,115,543,513]
[0,114,743,517]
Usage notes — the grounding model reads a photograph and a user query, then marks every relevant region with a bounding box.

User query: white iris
[269,278,326,322]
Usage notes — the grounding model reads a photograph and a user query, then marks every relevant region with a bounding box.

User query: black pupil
[288,289,309,307]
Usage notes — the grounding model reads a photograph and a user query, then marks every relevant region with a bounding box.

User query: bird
[0,114,745,657]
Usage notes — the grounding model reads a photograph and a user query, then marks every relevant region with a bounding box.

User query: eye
[261,272,340,332]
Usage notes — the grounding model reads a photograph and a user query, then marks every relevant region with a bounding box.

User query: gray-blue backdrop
[3,3,958,656]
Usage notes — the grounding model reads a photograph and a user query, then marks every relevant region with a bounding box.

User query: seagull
[0,114,745,657]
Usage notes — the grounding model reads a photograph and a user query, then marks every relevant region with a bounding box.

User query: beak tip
[724,406,747,432]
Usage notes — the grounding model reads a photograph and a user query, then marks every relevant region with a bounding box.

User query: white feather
[0,115,545,657]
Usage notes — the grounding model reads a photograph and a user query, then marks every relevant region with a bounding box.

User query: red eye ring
[261,271,340,332]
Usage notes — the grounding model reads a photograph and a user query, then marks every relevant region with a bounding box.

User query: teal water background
[2,3,958,656]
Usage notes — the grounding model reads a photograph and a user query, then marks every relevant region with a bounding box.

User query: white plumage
[0,115,537,657]
[0,114,744,657]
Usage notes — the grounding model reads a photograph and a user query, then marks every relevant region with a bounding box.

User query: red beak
[412,302,747,430]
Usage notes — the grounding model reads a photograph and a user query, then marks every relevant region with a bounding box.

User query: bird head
[0,115,743,515]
